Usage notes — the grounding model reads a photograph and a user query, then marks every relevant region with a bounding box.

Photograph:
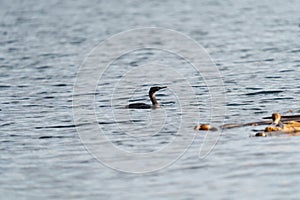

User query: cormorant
[126,86,167,109]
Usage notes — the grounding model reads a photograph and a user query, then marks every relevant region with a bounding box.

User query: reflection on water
[1,0,300,199]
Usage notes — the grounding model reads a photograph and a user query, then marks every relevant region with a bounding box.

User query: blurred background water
[1,0,300,199]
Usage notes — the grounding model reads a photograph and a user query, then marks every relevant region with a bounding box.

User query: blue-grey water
[1,0,300,199]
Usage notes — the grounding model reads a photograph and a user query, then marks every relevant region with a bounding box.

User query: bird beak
[160,86,167,89]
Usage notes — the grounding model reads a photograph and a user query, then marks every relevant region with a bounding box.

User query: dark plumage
[126,86,167,109]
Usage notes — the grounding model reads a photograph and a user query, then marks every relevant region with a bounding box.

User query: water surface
[1,0,300,199]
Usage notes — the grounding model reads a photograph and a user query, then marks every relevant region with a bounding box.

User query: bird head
[149,86,167,95]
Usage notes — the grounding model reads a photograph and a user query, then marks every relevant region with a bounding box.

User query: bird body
[126,86,167,109]
[126,103,151,109]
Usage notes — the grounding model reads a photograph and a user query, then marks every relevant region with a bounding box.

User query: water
[1,0,300,199]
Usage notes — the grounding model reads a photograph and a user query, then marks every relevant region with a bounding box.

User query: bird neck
[273,117,282,127]
[149,92,159,106]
